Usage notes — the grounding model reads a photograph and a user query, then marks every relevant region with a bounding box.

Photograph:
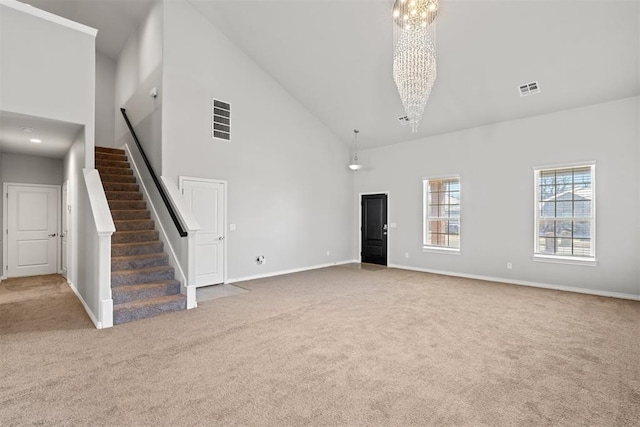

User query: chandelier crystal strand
[393,0,438,133]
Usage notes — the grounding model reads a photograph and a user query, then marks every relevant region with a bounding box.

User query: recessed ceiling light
[30,138,42,144]
[21,127,35,133]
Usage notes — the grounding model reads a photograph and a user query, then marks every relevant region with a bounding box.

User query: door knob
[219,236,225,241]
[48,233,57,238]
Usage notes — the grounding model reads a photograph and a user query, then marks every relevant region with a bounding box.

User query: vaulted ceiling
[189,0,639,148]
[14,0,640,150]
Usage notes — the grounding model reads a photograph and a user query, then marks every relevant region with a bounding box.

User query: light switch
[390,223,397,229]
[230,224,237,231]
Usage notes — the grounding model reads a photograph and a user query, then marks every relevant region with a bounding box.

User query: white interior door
[61,181,69,278]
[7,185,59,277]
[181,179,225,286]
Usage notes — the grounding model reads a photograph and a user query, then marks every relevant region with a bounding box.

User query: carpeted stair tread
[112,264,174,275]
[103,182,139,192]
[111,252,169,271]
[96,159,130,169]
[112,229,159,244]
[111,265,175,287]
[114,219,155,231]
[114,294,186,310]
[111,210,150,220]
[111,240,164,257]
[113,294,187,325]
[97,166,133,176]
[108,200,146,210]
[95,152,127,162]
[100,174,137,184]
[111,280,181,305]
[105,191,143,200]
[96,146,125,153]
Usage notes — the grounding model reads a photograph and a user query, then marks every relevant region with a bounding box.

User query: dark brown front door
[361,194,387,266]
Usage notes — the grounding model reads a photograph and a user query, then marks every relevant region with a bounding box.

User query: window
[423,176,460,251]
[534,164,595,261]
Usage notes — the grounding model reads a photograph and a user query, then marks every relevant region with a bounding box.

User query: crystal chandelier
[393,0,438,133]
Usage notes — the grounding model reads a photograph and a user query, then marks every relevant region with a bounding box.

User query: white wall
[0,2,95,130]
[63,130,103,320]
[162,0,354,281]
[114,1,163,114]
[1,153,63,185]
[63,134,83,287]
[96,52,116,148]
[114,0,163,170]
[0,0,95,170]
[355,97,640,297]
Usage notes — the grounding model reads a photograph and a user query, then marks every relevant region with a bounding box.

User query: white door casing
[180,178,225,286]
[61,181,69,278]
[5,184,60,278]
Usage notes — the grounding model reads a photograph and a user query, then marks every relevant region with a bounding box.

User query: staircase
[95,146,186,325]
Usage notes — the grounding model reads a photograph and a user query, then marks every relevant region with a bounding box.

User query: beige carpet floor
[0,267,638,426]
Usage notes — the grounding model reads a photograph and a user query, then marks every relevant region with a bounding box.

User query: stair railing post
[97,231,114,328]
[186,232,197,309]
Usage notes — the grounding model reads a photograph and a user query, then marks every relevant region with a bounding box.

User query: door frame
[2,182,62,279]
[178,176,228,285]
[358,191,390,265]
[61,180,69,278]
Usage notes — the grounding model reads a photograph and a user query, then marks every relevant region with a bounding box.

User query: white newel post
[186,232,197,309]
[98,232,113,328]
[84,168,116,329]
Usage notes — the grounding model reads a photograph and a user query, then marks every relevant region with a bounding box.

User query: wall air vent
[519,81,540,97]
[212,99,231,140]
[398,115,410,125]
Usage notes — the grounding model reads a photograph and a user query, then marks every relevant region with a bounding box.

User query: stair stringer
[121,143,195,309]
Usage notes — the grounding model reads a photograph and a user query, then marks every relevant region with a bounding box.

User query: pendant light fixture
[348,129,363,171]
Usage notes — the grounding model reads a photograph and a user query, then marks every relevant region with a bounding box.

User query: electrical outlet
[507,262,513,270]
[256,255,265,265]
[405,252,409,258]
[326,250,330,256]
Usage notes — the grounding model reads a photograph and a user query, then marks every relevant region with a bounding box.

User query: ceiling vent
[212,99,231,140]
[398,115,410,125]
[519,81,540,97]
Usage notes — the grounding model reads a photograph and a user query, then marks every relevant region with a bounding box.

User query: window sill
[423,246,460,255]
[532,254,597,266]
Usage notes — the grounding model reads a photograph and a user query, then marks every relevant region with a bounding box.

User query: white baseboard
[388,263,640,301]
[67,280,102,328]
[99,298,113,329]
[226,259,358,284]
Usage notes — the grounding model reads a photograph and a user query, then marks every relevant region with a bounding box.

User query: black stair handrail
[120,108,187,237]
